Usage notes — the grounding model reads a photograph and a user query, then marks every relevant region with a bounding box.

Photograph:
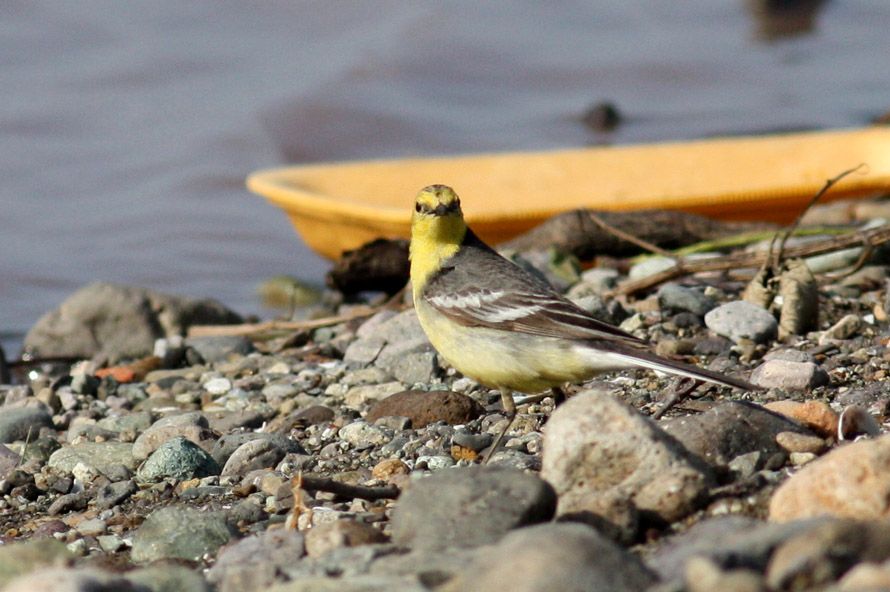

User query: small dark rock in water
[442,523,655,592]
[391,465,556,551]
[581,101,622,132]
[366,390,484,428]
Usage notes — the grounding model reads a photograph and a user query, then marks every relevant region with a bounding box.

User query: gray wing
[421,234,644,345]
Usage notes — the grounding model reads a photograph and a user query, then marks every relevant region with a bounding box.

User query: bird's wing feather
[422,238,644,345]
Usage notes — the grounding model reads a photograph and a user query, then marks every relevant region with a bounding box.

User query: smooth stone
[0,407,53,443]
[127,565,211,592]
[684,557,766,592]
[343,336,386,366]
[220,438,287,478]
[0,539,71,588]
[704,300,778,344]
[207,529,305,592]
[820,313,862,342]
[343,382,405,408]
[770,434,890,521]
[838,562,890,591]
[137,436,221,482]
[47,441,137,475]
[750,359,830,390]
[2,567,134,592]
[204,377,232,395]
[185,335,254,363]
[763,348,816,364]
[131,505,235,563]
[658,283,716,316]
[542,389,713,534]
[339,422,390,450]
[775,431,827,455]
[763,399,839,439]
[440,523,656,592]
[22,282,242,363]
[266,576,425,592]
[304,519,387,558]
[211,432,304,468]
[629,256,677,280]
[661,401,813,467]
[132,412,214,460]
[391,465,555,550]
[95,479,138,510]
[366,390,484,428]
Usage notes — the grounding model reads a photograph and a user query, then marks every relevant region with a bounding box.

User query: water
[3,1,890,356]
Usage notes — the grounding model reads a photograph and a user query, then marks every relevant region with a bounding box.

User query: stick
[586,211,676,258]
[610,223,890,296]
[298,475,400,501]
[187,306,379,338]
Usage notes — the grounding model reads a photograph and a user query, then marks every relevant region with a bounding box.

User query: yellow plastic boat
[248,127,890,260]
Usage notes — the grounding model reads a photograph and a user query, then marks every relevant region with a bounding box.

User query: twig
[610,223,890,296]
[187,306,379,338]
[586,211,676,258]
[298,475,400,501]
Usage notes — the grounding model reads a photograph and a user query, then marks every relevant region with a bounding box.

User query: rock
[658,283,716,316]
[775,431,827,454]
[47,441,137,475]
[343,337,386,366]
[391,465,555,550]
[127,565,211,592]
[750,359,830,390]
[439,523,656,592]
[645,516,824,586]
[661,401,813,467]
[838,562,890,591]
[47,491,90,516]
[820,313,862,342]
[0,444,20,478]
[0,406,53,443]
[763,348,816,364]
[95,479,138,510]
[343,382,405,408]
[770,434,890,521]
[704,300,778,344]
[185,335,254,363]
[684,556,766,592]
[220,438,287,478]
[2,567,135,592]
[211,432,304,468]
[203,377,232,395]
[366,390,484,428]
[839,405,882,440]
[266,576,425,592]
[132,412,215,460]
[766,519,890,590]
[304,519,387,558]
[763,400,839,438]
[542,389,714,535]
[207,529,305,592]
[136,436,221,482]
[339,422,390,450]
[131,505,235,563]
[371,458,409,482]
[23,282,242,363]
[0,539,71,589]
[629,256,677,280]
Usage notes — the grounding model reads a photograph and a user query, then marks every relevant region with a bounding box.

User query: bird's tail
[603,343,760,391]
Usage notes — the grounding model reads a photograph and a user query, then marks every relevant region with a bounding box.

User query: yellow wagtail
[409,184,758,460]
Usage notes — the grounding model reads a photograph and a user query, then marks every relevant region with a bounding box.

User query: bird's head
[411,184,466,244]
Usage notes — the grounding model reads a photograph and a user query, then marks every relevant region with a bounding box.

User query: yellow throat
[409,184,467,290]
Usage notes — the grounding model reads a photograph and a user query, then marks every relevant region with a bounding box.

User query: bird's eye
[415,203,422,213]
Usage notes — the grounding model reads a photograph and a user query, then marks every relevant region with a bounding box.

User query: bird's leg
[482,388,516,463]
[651,377,700,420]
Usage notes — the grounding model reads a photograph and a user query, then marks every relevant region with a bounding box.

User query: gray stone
[220,438,287,478]
[0,406,53,443]
[2,567,137,592]
[541,389,714,536]
[127,565,211,592]
[95,479,138,510]
[750,359,830,390]
[131,505,235,563]
[304,520,387,558]
[658,283,716,316]
[661,401,813,467]
[391,465,555,550]
[645,516,826,586]
[207,529,305,592]
[185,335,254,363]
[440,523,656,592]
[266,576,425,592]
[0,444,20,479]
[0,539,72,589]
[137,436,221,482]
[705,300,778,344]
[343,336,386,366]
[211,432,304,468]
[763,348,816,364]
[344,382,405,408]
[132,412,214,460]
[339,422,390,450]
[23,282,242,363]
[629,256,677,280]
[47,441,138,475]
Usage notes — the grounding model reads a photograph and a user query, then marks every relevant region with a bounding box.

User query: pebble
[2,567,134,592]
[542,388,714,536]
[207,529,305,592]
[204,376,233,395]
[763,399,839,438]
[658,283,716,316]
[186,335,254,363]
[820,313,863,343]
[366,390,484,428]
[0,406,53,443]
[750,359,830,390]
[391,465,556,550]
[704,300,778,344]
[770,434,890,521]
[131,505,235,563]
[440,523,656,592]
[47,441,138,475]
[662,400,814,466]
[220,438,287,477]
[132,411,215,460]
[95,479,137,509]
[136,436,221,482]
[344,382,405,407]
[304,519,387,558]
[775,431,827,454]
[0,539,72,589]
[339,422,390,449]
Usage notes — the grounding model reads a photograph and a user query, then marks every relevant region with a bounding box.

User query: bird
[409,184,758,461]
